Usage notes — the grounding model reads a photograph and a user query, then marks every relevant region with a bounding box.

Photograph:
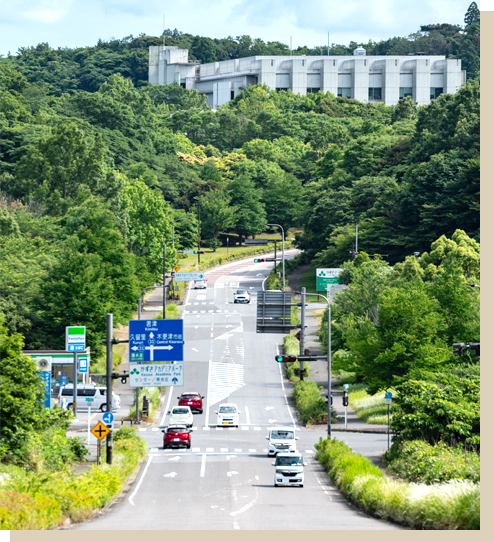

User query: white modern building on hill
[148,45,465,108]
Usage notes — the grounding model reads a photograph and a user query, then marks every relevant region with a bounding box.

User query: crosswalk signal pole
[300,287,306,381]
[106,313,113,464]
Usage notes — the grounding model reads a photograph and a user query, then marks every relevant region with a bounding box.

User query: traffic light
[342,393,349,407]
[254,258,265,263]
[275,355,297,363]
[193,251,205,254]
[467,343,480,356]
[453,343,465,356]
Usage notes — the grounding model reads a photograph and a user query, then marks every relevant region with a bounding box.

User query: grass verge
[348,384,396,424]
[315,437,480,530]
[126,386,163,421]
[293,380,331,425]
[0,426,147,529]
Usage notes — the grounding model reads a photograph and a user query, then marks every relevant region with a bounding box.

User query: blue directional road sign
[129,319,184,362]
[385,392,392,399]
[102,412,114,425]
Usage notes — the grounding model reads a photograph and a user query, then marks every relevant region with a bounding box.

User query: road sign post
[385,392,392,450]
[105,314,113,464]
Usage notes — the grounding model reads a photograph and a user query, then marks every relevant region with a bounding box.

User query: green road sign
[316,268,343,290]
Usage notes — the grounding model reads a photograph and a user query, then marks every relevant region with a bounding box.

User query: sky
[0,0,482,57]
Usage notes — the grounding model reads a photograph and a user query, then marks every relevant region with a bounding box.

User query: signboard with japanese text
[174,272,205,282]
[128,319,184,362]
[129,363,184,388]
[65,326,86,351]
[316,269,343,291]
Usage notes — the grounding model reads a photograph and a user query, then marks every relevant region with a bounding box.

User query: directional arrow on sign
[144,344,173,361]
[149,332,154,338]
[131,346,139,351]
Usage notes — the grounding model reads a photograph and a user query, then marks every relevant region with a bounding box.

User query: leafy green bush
[384,440,480,484]
[315,437,480,530]
[292,380,330,425]
[0,425,147,529]
[392,376,480,449]
[128,386,162,419]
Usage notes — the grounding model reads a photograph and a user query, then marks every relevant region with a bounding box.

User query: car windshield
[182,394,199,399]
[167,427,186,433]
[236,290,247,294]
[277,456,303,466]
[172,408,189,414]
[271,430,294,439]
[219,406,237,414]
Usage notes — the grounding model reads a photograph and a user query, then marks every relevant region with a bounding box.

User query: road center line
[129,453,154,506]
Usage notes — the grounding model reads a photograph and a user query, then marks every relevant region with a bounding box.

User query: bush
[292,380,331,425]
[384,440,480,484]
[315,437,480,530]
[0,425,147,529]
[348,384,396,424]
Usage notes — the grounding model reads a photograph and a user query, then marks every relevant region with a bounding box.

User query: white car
[266,427,299,456]
[168,406,194,427]
[233,289,250,303]
[194,280,207,289]
[216,403,240,427]
[273,453,307,487]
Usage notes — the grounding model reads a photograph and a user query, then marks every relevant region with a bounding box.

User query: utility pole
[105,313,113,464]
[300,287,306,381]
[163,243,166,319]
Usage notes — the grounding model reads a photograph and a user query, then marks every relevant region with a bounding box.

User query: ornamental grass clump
[315,437,480,530]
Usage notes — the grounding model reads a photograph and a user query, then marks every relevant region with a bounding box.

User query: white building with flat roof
[149,46,465,108]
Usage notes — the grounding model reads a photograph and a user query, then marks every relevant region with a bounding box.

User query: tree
[13,123,108,215]
[0,317,46,458]
[227,176,266,242]
[464,2,480,26]
[197,189,236,247]
[262,170,303,232]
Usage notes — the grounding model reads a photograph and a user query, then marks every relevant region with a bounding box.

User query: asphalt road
[74,253,403,530]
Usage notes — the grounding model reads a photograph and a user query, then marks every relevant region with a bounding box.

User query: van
[272,453,307,487]
[266,427,299,456]
[57,384,119,412]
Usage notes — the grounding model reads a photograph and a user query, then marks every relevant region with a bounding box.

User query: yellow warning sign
[91,421,111,441]
[174,266,181,272]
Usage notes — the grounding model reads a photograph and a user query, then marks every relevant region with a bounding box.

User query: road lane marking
[220,448,228,452]
[245,406,251,425]
[254,427,261,431]
[152,427,159,431]
[206,448,214,452]
[129,453,154,506]
[241,426,249,430]
[138,428,146,432]
[200,454,206,477]
[160,385,174,426]
[249,449,256,453]
[163,472,177,477]
[234,448,242,452]
[150,448,159,452]
[192,447,200,452]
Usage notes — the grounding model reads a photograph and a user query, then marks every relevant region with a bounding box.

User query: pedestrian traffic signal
[254,258,265,263]
[342,394,349,407]
[275,355,297,363]
[453,343,465,356]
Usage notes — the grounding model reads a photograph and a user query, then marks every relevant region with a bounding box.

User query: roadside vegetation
[0,425,147,530]
[346,384,395,425]
[315,438,480,530]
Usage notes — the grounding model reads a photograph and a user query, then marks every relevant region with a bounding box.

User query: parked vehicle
[272,453,307,487]
[178,392,204,413]
[57,384,119,412]
[162,425,192,449]
[266,427,299,456]
[233,289,250,303]
[216,403,240,427]
[168,406,194,427]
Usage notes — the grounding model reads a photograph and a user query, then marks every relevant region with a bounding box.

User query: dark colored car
[162,425,192,449]
[178,392,204,414]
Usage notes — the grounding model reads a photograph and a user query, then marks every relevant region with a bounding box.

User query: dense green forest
[0,4,480,356]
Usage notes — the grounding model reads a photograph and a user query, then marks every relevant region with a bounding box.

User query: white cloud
[0,0,73,23]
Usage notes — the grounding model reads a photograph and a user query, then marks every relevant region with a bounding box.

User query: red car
[162,425,192,449]
[178,392,205,414]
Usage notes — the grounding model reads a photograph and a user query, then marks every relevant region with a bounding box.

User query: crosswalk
[149,447,316,454]
[139,426,290,432]
[208,362,245,406]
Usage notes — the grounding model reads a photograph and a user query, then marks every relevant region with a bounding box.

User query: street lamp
[266,223,285,291]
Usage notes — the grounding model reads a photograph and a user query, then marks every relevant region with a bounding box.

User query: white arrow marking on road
[192,348,199,352]
[265,406,274,411]
[227,471,238,477]
[268,419,278,424]
[169,456,181,461]
[163,472,178,477]
[194,326,199,329]
[256,274,262,276]
[226,455,237,460]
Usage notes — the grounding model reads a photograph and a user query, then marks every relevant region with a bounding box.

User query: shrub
[292,380,331,425]
[315,437,480,529]
[348,385,396,424]
[384,440,480,484]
